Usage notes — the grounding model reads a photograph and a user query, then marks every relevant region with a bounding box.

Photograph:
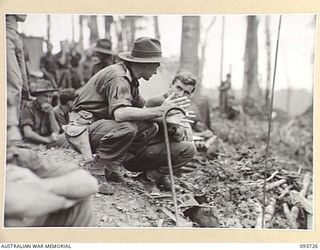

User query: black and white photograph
[4,13,315,230]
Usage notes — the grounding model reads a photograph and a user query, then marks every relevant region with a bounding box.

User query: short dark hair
[172,72,197,87]
[59,88,76,105]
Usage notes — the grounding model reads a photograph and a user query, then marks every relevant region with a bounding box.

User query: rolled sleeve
[107,77,133,115]
[20,105,34,128]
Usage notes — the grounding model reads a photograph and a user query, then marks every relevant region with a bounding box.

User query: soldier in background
[40,42,58,89]
[219,73,231,115]
[91,38,116,76]
[69,43,83,90]
[55,40,72,89]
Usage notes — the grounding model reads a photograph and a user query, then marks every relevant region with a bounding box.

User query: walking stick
[162,106,187,227]
[262,15,282,228]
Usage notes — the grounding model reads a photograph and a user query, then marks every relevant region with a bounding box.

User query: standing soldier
[6,14,29,118]
[40,42,58,89]
[219,73,231,114]
[91,38,116,76]
[55,40,72,89]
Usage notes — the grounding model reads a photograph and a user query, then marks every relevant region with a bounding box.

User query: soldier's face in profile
[142,63,160,81]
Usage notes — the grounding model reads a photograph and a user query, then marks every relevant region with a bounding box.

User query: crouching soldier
[70,37,196,191]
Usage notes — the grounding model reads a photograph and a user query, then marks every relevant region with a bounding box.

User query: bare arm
[5,183,67,218]
[42,169,98,199]
[5,165,98,218]
[23,125,55,144]
[5,166,68,218]
[39,103,61,134]
[47,109,60,134]
[114,93,190,122]
[114,106,163,122]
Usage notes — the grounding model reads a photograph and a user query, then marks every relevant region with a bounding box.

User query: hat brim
[92,47,116,55]
[118,51,164,63]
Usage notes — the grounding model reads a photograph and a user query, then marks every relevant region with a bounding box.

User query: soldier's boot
[104,161,125,183]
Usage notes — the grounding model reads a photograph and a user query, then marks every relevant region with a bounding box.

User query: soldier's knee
[119,122,138,138]
[180,141,197,158]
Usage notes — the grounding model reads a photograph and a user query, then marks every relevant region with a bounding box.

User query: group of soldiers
[5,15,206,227]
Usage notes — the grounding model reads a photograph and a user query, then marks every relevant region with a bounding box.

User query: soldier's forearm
[41,169,98,199]
[23,130,52,144]
[113,106,163,122]
[5,183,67,218]
[48,112,61,134]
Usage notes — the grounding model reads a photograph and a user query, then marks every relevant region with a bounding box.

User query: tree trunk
[47,15,51,44]
[114,17,124,52]
[180,16,210,128]
[179,16,200,77]
[88,15,99,44]
[220,16,225,83]
[119,16,137,51]
[153,16,161,41]
[104,15,114,40]
[71,15,75,43]
[79,15,84,50]
[243,16,262,107]
[199,16,216,83]
[265,16,271,106]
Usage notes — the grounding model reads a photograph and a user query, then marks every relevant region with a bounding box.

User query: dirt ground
[32,109,313,229]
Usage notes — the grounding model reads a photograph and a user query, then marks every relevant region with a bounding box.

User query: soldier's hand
[166,113,194,128]
[41,103,54,113]
[47,133,58,143]
[161,93,190,111]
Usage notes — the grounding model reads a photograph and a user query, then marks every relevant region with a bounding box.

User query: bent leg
[129,121,159,155]
[124,141,197,174]
[89,119,138,161]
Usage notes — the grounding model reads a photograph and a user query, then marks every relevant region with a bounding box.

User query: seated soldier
[146,72,213,149]
[20,79,69,148]
[54,88,77,132]
[5,94,98,227]
[146,72,198,142]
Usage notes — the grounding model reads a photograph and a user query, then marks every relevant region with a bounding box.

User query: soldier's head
[59,88,76,107]
[119,37,163,81]
[60,40,69,53]
[46,42,53,53]
[31,80,57,106]
[92,39,115,63]
[169,72,197,98]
